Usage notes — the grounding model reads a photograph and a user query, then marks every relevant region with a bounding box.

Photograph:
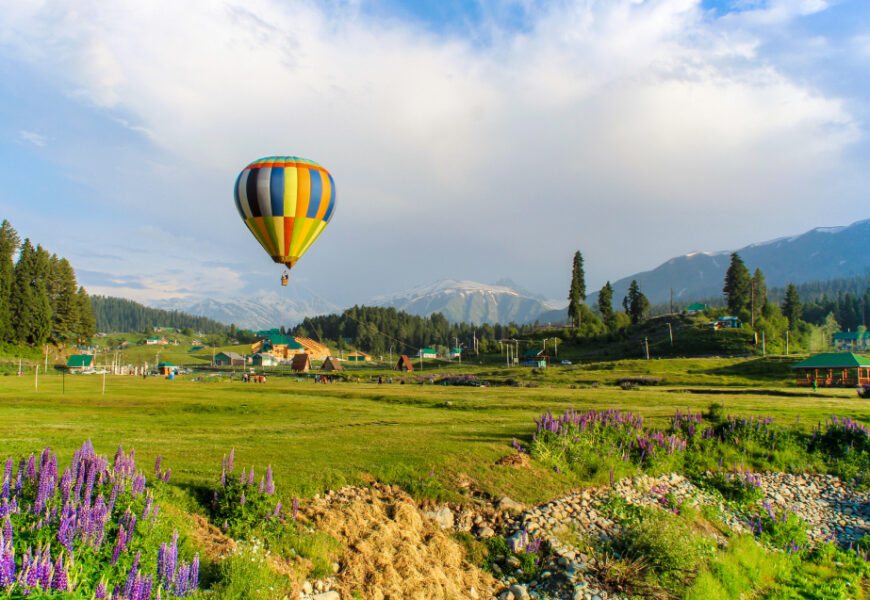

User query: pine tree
[10,239,36,343]
[626,280,650,324]
[0,220,20,342]
[783,283,802,331]
[76,287,96,342]
[30,281,52,345]
[598,281,615,331]
[567,251,586,329]
[51,258,80,343]
[723,253,751,314]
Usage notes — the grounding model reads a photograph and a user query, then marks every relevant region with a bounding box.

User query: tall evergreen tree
[76,287,96,342]
[10,239,36,343]
[51,258,80,343]
[567,251,586,329]
[723,252,752,314]
[30,281,52,345]
[627,280,650,324]
[783,283,802,331]
[0,220,20,342]
[598,281,615,330]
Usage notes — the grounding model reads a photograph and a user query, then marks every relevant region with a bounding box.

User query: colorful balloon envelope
[234,156,337,270]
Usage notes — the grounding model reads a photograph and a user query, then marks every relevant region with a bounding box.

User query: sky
[1,0,868,308]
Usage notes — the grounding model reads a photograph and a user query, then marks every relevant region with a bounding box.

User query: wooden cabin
[291,353,311,373]
[395,355,414,372]
[791,353,870,387]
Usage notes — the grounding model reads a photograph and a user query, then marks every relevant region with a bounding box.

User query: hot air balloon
[234,156,337,285]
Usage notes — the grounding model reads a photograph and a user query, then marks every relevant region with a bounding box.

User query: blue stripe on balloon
[323,173,337,223]
[307,169,322,218]
[270,168,284,217]
[246,168,262,217]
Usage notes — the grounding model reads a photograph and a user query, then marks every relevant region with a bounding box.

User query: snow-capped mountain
[369,279,562,324]
[150,292,335,330]
[610,218,870,305]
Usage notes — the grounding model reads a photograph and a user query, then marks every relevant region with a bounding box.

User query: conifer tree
[10,239,36,343]
[51,258,80,343]
[0,220,19,342]
[783,283,802,331]
[567,251,586,329]
[76,286,96,342]
[723,253,751,314]
[626,280,650,324]
[598,281,615,330]
[30,281,52,345]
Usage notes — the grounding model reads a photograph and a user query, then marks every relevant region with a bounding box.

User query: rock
[302,581,313,595]
[468,587,479,599]
[505,555,522,569]
[507,531,527,552]
[476,525,495,539]
[312,593,340,600]
[332,562,340,573]
[497,496,525,513]
[498,591,515,600]
[509,584,531,600]
[424,507,454,528]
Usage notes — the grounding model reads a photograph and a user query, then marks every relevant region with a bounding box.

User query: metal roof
[833,331,870,340]
[66,355,94,367]
[791,353,870,369]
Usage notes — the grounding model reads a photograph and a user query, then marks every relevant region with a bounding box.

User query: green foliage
[624,280,650,324]
[695,471,763,505]
[723,253,752,314]
[211,463,282,538]
[568,251,586,329]
[598,281,615,331]
[90,295,229,335]
[208,539,295,600]
[783,283,803,332]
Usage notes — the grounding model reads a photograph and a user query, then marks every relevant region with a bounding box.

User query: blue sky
[1,0,869,309]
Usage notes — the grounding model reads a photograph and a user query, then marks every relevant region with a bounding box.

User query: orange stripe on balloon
[253,217,277,256]
[283,217,295,257]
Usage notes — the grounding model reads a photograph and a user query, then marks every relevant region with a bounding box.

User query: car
[561,360,572,365]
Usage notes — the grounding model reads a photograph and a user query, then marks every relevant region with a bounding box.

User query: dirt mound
[496,453,530,468]
[308,484,496,600]
[190,514,236,560]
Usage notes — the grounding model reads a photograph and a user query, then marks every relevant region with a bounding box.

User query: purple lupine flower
[212,491,219,511]
[38,546,52,589]
[176,563,190,597]
[272,501,282,519]
[190,554,199,590]
[228,448,235,473]
[95,580,109,599]
[26,455,36,481]
[112,525,127,565]
[124,551,141,598]
[258,478,264,494]
[2,516,11,545]
[248,467,255,487]
[157,543,166,584]
[155,455,162,476]
[264,466,274,495]
[139,575,153,600]
[292,497,299,520]
[240,491,246,506]
[51,554,67,591]
[240,469,246,486]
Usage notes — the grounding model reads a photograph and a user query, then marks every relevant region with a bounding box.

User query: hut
[395,355,414,372]
[251,353,279,367]
[66,355,94,373]
[685,302,707,315]
[791,353,870,387]
[321,357,343,372]
[346,351,371,362]
[157,362,177,376]
[214,352,245,367]
[418,348,438,359]
[522,349,549,368]
[291,353,311,373]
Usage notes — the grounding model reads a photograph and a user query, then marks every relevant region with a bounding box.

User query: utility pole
[420,351,423,372]
[44,346,48,374]
[102,369,106,394]
[667,323,673,346]
[644,337,650,360]
[35,366,38,391]
[786,330,789,356]
[762,331,766,356]
[750,281,755,329]
[555,337,558,356]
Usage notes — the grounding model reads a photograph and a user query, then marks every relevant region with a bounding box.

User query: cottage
[522,349,549,368]
[417,348,438,359]
[145,337,168,345]
[251,353,279,367]
[791,353,870,387]
[157,362,177,376]
[66,355,95,374]
[832,331,870,352]
[448,348,462,359]
[685,302,708,315]
[395,355,414,372]
[214,351,245,367]
[710,316,741,330]
[321,357,343,372]
[346,351,371,362]
[291,353,311,373]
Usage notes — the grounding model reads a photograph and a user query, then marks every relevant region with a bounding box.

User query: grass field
[0,358,865,505]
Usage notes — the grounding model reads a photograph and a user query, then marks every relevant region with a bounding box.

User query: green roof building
[66,355,94,372]
[832,330,870,352]
[685,302,708,314]
[791,353,870,387]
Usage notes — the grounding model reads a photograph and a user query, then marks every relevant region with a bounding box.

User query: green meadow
[0,357,864,504]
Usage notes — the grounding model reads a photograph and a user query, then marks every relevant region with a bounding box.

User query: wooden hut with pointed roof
[395,355,414,372]
[791,353,870,387]
[291,353,311,373]
[320,357,342,372]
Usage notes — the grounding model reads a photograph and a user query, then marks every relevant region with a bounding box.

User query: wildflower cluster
[0,440,198,598]
[697,463,763,505]
[752,502,808,551]
[211,449,283,537]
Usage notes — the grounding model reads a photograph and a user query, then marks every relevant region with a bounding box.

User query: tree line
[0,220,96,347]
[90,295,230,335]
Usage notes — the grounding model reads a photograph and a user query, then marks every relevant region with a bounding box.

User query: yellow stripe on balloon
[283,167,298,217]
[295,169,311,218]
[298,220,328,257]
[269,217,285,260]
[289,217,315,258]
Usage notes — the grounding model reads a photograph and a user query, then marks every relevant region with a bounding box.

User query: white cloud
[0,0,863,301]
[18,130,47,147]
